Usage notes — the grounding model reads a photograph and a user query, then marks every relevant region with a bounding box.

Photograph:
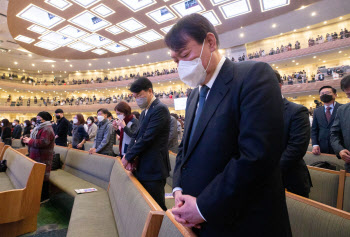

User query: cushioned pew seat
[49,169,104,197]
[0,172,15,192]
[165,151,177,209]
[67,192,118,237]
[304,152,345,171]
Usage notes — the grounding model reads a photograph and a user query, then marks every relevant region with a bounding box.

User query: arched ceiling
[8,0,318,60]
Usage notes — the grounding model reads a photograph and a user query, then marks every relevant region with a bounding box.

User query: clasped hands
[121,155,134,172]
[172,191,205,229]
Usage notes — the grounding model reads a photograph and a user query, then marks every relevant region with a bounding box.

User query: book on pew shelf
[75,188,98,194]
[165,193,174,199]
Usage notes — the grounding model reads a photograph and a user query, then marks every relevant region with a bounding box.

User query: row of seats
[0,143,46,237]
[51,146,195,237]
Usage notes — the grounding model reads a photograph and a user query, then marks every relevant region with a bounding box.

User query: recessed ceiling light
[35,41,61,50]
[104,43,128,53]
[43,59,56,62]
[219,0,252,19]
[32,64,35,66]
[323,61,326,63]
[52,65,55,67]
[91,3,115,18]
[108,61,110,64]
[127,59,130,62]
[260,0,290,12]
[27,24,48,34]
[272,23,277,28]
[160,24,174,34]
[147,55,150,58]
[14,62,18,65]
[120,36,146,48]
[280,33,283,35]
[89,63,92,66]
[210,0,231,6]
[300,5,306,10]
[313,56,316,58]
[44,0,73,11]
[307,26,310,29]
[117,17,146,33]
[17,4,65,29]
[71,0,101,8]
[14,35,35,44]
[292,60,295,62]
[296,63,299,65]
[272,64,275,66]
[239,33,244,37]
[136,29,163,43]
[340,17,343,20]
[39,31,75,46]
[81,33,113,47]
[118,0,156,12]
[57,25,89,39]
[171,0,206,17]
[105,25,124,35]
[294,29,296,32]
[276,66,279,68]
[324,21,327,24]
[68,41,95,52]
[146,6,177,24]
[339,51,342,53]
[201,10,222,26]
[68,10,112,32]
[311,12,316,16]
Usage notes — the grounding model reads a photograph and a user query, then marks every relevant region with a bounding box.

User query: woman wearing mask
[113,101,139,156]
[72,114,89,150]
[23,112,55,202]
[1,119,12,145]
[86,116,97,141]
[22,120,31,137]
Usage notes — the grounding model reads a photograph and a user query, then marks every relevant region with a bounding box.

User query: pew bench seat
[0,172,15,192]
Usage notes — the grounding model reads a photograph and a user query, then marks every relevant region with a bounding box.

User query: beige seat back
[158,210,196,237]
[54,145,69,164]
[64,149,116,190]
[342,174,350,212]
[167,152,177,188]
[108,159,163,237]
[83,141,94,151]
[11,139,24,149]
[287,192,350,237]
[304,152,345,171]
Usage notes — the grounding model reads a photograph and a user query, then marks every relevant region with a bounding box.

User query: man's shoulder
[336,102,350,113]
[285,99,307,112]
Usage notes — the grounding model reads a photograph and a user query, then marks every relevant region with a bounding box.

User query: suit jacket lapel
[184,59,233,162]
[183,89,199,154]
[135,99,158,136]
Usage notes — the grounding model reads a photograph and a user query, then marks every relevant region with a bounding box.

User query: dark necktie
[326,106,332,123]
[189,85,210,145]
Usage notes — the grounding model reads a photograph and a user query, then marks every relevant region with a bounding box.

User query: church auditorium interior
[1,0,350,236]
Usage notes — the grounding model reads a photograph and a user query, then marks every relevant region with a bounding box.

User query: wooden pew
[158,210,197,237]
[0,146,46,237]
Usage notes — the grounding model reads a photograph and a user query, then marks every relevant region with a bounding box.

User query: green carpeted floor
[21,193,74,237]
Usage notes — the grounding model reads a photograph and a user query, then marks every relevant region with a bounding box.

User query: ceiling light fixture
[272,24,276,28]
[239,33,244,37]
[311,12,316,16]
[218,0,251,19]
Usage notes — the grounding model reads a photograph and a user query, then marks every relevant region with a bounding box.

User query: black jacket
[23,126,31,137]
[1,127,12,145]
[125,99,171,181]
[281,98,312,196]
[174,59,291,236]
[12,125,22,139]
[55,117,69,145]
[312,102,342,154]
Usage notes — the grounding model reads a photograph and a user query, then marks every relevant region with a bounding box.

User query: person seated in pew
[89,108,115,156]
[331,75,350,172]
[23,111,55,202]
[276,71,312,197]
[72,114,89,150]
[112,101,139,156]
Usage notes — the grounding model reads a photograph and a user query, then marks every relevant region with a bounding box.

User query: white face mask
[12,122,16,126]
[97,115,104,122]
[87,120,92,125]
[73,118,78,124]
[117,114,125,121]
[24,124,27,127]
[32,121,36,125]
[177,39,212,88]
[1,123,3,126]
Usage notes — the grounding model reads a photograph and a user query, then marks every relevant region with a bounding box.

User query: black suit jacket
[126,98,171,181]
[55,117,69,145]
[174,59,291,236]
[311,102,342,154]
[281,98,312,196]
[12,125,22,139]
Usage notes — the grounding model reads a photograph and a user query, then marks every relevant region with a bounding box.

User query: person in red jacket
[23,111,55,202]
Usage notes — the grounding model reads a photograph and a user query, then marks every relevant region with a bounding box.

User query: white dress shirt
[173,56,226,221]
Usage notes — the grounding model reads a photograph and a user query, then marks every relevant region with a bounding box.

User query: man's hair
[14,119,19,123]
[115,101,131,116]
[55,109,63,114]
[319,86,336,94]
[341,75,350,91]
[129,77,153,93]
[274,70,282,84]
[107,111,113,119]
[97,108,109,115]
[165,13,219,52]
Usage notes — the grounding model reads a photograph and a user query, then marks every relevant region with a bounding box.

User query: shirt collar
[325,101,336,109]
[146,96,156,111]
[199,56,226,92]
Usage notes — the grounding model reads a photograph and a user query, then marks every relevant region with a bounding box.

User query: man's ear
[206,32,217,52]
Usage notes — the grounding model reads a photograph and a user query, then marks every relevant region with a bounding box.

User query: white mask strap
[205,52,213,72]
[199,39,205,58]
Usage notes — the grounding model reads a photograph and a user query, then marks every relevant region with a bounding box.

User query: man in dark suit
[331,76,350,172]
[165,14,291,236]
[276,71,312,197]
[122,77,171,211]
[312,86,342,155]
[54,109,69,147]
[12,120,22,139]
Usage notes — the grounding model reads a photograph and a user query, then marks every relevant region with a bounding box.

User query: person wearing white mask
[89,108,114,156]
[71,114,89,150]
[86,116,97,142]
[112,101,139,156]
[165,14,290,236]
[12,119,22,139]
